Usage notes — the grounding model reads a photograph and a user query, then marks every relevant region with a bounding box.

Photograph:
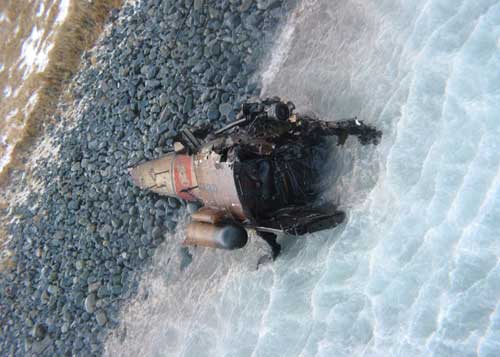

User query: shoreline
[0,0,292,355]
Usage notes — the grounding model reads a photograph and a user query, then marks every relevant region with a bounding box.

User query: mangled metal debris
[130,97,381,258]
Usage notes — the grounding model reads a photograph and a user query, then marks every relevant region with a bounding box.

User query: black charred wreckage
[130,97,381,258]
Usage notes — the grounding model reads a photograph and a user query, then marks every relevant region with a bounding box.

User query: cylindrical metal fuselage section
[129,153,199,200]
[129,150,246,220]
[129,153,177,197]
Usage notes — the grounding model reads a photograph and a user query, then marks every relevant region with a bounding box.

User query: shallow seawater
[106,0,500,356]
[0,0,69,171]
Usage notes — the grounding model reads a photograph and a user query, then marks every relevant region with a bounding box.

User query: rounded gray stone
[61,323,69,334]
[187,202,201,214]
[95,310,108,326]
[219,103,233,117]
[84,293,97,314]
[32,323,47,339]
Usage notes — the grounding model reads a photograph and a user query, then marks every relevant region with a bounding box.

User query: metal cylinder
[129,153,198,201]
[183,222,248,250]
[191,207,226,225]
[129,154,176,197]
[265,102,290,121]
[129,149,247,219]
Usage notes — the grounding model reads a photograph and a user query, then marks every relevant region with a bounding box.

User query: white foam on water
[260,1,309,94]
[260,0,325,96]
[105,0,500,356]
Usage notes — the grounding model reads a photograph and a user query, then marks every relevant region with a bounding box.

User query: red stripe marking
[173,155,195,201]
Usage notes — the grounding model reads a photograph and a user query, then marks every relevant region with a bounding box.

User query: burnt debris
[130,97,382,256]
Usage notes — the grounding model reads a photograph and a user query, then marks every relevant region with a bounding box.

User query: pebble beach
[0,0,291,355]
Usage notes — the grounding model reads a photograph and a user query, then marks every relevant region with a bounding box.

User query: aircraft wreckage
[129,97,381,258]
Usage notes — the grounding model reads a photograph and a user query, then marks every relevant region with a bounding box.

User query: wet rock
[207,107,220,121]
[194,0,204,11]
[61,323,69,334]
[142,65,158,79]
[219,103,233,118]
[208,42,221,57]
[47,285,59,296]
[166,220,176,232]
[31,336,52,355]
[257,0,281,10]
[145,79,161,88]
[168,197,180,208]
[88,281,101,293]
[239,0,254,12]
[84,294,97,314]
[75,260,86,270]
[152,226,164,240]
[32,323,47,340]
[187,202,201,214]
[183,94,193,113]
[53,231,65,240]
[95,311,108,326]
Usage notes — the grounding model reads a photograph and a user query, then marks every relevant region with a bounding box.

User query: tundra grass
[0,0,122,186]
[0,0,122,262]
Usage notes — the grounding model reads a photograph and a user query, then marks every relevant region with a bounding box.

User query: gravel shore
[0,0,291,355]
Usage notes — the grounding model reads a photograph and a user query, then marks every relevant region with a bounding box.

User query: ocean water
[105,0,500,356]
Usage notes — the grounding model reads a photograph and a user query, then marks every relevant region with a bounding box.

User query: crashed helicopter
[129,97,381,258]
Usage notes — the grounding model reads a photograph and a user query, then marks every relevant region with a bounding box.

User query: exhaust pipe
[183,222,248,250]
